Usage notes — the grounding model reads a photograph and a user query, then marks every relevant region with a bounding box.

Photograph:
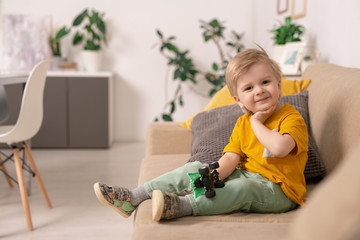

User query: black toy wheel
[214,181,225,188]
[194,178,203,188]
[205,190,216,198]
[209,162,219,170]
[199,166,209,175]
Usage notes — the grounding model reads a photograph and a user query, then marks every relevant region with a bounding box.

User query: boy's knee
[184,161,207,172]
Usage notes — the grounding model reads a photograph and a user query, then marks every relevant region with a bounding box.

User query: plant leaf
[73,32,84,45]
[162,114,173,122]
[55,26,70,40]
[73,9,88,26]
[212,63,218,71]
[179,95,184,106]
[170,101,176,114]
[209,88,217,97]
[204,35,212,42]
[95,16,106,35]
[156,29,163,38]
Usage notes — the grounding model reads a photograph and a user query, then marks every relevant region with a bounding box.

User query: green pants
[144,161,296,216]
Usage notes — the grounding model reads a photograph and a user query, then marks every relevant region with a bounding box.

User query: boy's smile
[234,61,281,114]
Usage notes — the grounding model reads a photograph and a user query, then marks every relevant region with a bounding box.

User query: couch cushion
[134,191,301,239]
[133,214,292,240]
[188,91,326,180]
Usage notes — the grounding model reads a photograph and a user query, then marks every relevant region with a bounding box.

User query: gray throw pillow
[188,90,326,180]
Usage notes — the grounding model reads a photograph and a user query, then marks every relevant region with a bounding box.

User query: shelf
[47,71,113,78]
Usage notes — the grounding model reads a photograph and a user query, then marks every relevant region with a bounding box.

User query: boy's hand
[251,104,278,123]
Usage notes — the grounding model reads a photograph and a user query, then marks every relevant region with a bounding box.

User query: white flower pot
[272,45,286,65]
[81,50,102,72]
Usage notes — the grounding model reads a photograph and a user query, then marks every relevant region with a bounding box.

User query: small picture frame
[280,42,305,75]
[277,0,289,14]
[291,0,307,19]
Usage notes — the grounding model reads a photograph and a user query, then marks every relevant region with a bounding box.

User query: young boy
[94,47,308,221]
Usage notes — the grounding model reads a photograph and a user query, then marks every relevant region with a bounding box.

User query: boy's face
[234,61,281,114]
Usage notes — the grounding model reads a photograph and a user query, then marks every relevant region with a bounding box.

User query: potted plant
[155,19,245,121]
[49,26,70,69]
[269,16,305,63]
[71,8,107,71]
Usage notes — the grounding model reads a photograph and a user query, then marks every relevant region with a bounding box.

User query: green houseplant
[270,16,305,63]
[71,8,107,71]
[155,19,245,121]
[72,8,107,50]
[49,26,71,69]
[270,16,304,45]
[49,26,71,57]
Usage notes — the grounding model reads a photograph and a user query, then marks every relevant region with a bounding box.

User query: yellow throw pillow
[180,86,235,129]
[281,78,311,96]
[180,77,311,130]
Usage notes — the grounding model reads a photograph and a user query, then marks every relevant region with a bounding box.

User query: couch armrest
[146,122,192,156]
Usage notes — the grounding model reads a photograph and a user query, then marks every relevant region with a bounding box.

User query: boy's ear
[234,96,250,114]
[233,96,244,108]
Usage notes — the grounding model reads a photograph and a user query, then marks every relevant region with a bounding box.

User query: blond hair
[225,47,282,97]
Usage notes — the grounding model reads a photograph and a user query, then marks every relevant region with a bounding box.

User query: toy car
[193,162,225,198]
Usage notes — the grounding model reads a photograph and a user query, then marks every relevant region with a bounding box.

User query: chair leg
[0,154,14,188]
[23,143,52,208]
[13,148,33,231]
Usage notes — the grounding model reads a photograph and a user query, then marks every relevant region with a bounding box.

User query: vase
[51,56,67,70]
[81,50,102,72]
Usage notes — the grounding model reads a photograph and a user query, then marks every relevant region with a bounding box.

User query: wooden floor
[0,141,145,240]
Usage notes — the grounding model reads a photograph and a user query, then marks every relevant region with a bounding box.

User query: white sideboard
[1,71,114,148]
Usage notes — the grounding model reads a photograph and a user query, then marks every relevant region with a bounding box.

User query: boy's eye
[262,80,270,84]
[244,86,252,91]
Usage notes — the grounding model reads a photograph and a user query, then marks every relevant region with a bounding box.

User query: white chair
[0,60,52,231]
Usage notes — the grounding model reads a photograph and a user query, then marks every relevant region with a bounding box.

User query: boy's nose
[255,85,264,95]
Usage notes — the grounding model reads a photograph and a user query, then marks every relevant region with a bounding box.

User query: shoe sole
[93,182,131,218]
[152,190,164,221]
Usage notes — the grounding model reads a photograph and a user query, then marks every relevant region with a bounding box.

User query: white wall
[0,0,255,141]
[1,0,359,141]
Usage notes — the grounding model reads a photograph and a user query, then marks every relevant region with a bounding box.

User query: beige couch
[132,63,360,240]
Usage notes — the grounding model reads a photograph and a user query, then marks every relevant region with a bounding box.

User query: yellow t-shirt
[223,103,308,205]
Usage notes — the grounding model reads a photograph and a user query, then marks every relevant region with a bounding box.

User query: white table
[0,71,113,85]
[0,72,28,85]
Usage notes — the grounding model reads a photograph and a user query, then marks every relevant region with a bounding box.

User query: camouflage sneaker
[94,182,135,218]
[152,190,180,221]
